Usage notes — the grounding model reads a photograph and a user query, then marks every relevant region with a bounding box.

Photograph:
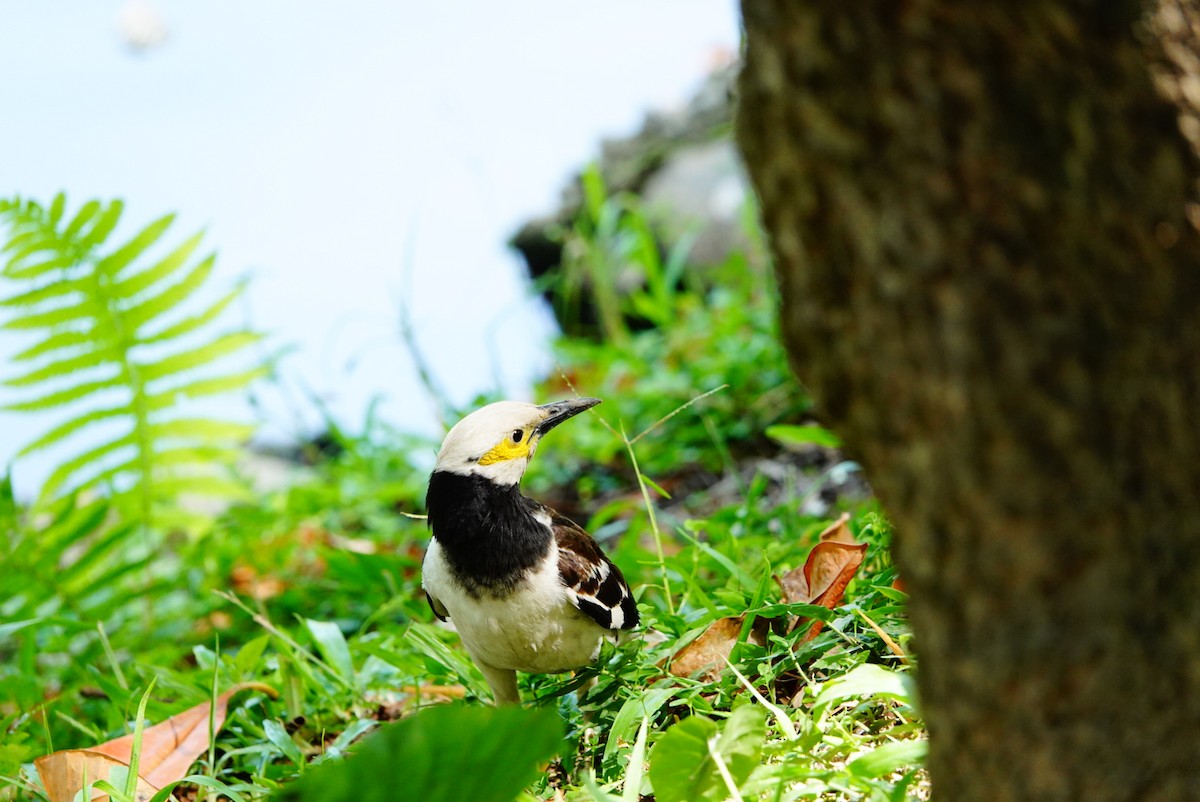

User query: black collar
[425,471,552,593]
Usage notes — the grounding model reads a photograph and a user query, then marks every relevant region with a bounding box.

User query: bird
[421,397,639,704]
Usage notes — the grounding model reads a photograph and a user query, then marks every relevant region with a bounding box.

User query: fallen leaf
[35,750,159,802]
[777,515,868,641]
[35,682,276,802]
[667,515,869,681]
[668,616,769,680]
[817,512,856,544]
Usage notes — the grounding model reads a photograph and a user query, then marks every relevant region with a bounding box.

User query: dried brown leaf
[34,682,276,802]
[668,616,769,681]
[35,750,161,802]
[777,516,868,641]
[818,512,856,544]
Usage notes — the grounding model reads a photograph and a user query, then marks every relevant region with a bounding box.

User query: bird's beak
[535,397,601,436]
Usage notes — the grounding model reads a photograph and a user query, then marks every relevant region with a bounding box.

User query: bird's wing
[552,512,639,631]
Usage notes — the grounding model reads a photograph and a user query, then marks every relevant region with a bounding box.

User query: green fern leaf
[48,193,66,226]
[78,200,124,250]
[17,405,128,457]
[0,275,90,308]
[41,433,136,501]
[4,345,116,388]
[0,194,267,530]
[138,331,262,383]
[148,366,271,403]
[148,418,254,443]
[3,374,123,412]
[61,199,101,241]
[5,253,76,280]
[96,212,174,277]
[122,253,216,332]
[116,231,205,298]
[13,329,94,362]
[2,297,102,331]
[139,284,241,344]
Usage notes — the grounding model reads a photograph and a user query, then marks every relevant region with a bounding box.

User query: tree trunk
[736,2,1200,799]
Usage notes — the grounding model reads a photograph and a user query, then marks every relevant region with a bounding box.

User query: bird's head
[433,397,601,485]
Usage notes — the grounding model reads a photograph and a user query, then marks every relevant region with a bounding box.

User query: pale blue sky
[0,1,740,497]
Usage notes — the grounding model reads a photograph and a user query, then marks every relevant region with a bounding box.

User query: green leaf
[0,275,89,308]
[147,366,269,404]
[96,212,174,276]
[152,475,252,501]
[305,619,356,681]
[648,715,720,802]
[148,418,253,443]
[264,718,308,768]
[79,200,124,250]
[715,703,766,788]
[604,685,678,770]
[4,254,76,281]
[1,296,101,332]
[116,231,205,298]
[41,432,135,499]
[17,404,127,456]
[3,373,123,411]
[813,663,916,712]
[0,618,42,640]
[138,331,262,383]
[275,704,563,802]
[766,424,842,449]
[139,284,241,344]
[3,343,115,387]
[648,706,766,802]
[62,199,101,241]
[122,253,215,332]
[846,739,928,779]
[48,193,66,226]
[13,329,94,362]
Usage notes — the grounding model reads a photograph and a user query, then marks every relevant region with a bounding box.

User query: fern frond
[0,194,266,528]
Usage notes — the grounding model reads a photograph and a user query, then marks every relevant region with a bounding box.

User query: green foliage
[276,705,563,802]
[530,171,810,490]
[649,703,766,802]
[0,194,265,526]
[0,185,922,802]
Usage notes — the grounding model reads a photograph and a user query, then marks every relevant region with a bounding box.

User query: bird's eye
[512,429,524,443]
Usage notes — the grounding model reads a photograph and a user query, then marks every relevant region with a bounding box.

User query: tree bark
[736,2,1200,799]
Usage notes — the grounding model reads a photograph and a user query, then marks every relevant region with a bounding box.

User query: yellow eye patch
[478,431,534,465]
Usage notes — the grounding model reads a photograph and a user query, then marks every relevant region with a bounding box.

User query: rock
[509,64,754,336]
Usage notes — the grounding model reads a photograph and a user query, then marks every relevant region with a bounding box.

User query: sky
[0,0,741,497]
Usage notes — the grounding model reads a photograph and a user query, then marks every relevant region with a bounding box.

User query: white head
[433,397,601,486]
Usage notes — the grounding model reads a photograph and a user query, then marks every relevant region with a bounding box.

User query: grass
[0,188,925,800]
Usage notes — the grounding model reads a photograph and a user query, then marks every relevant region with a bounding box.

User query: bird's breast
[421,541,609,673]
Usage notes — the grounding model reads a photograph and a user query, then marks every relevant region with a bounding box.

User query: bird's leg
[477,662,521,705]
